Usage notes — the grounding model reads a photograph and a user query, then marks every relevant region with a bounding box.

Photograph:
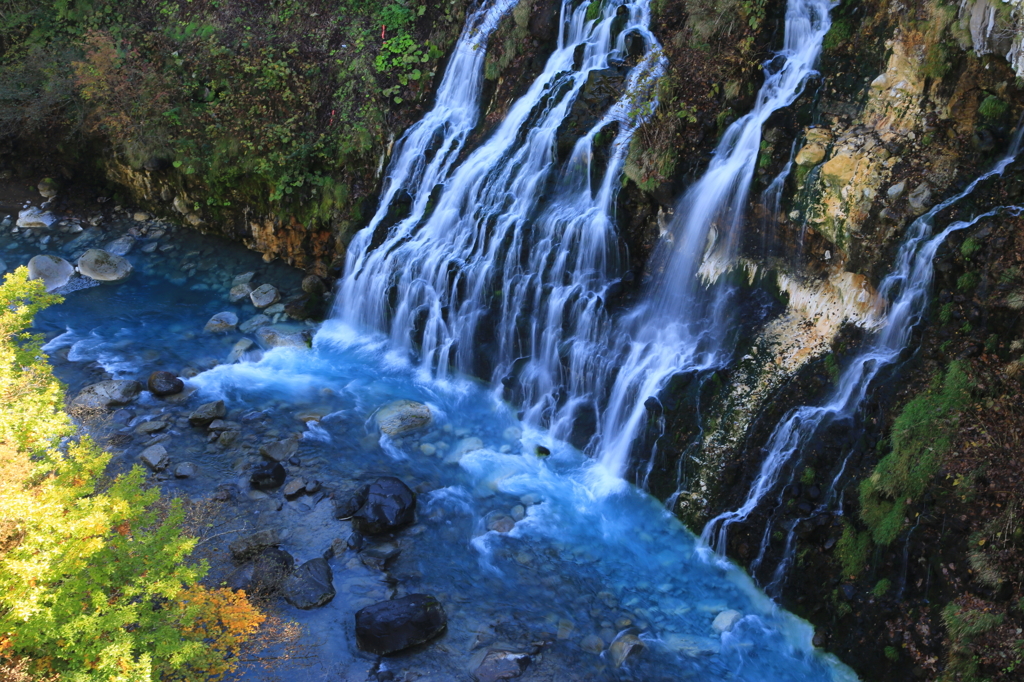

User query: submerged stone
[473,650,531,682]
[250,462,286,490]
[355,594,447,655]
[204,311,238,333]
[375,400,432,436]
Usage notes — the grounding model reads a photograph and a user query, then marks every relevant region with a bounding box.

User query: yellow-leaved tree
[0,268,277,681]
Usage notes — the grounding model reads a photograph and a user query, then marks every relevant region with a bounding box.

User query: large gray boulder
[138,444,169,471]
[27,254,74,292]
[375,400,432,436]
[78,249,132,283]
[250,283,280,308]
[71,380,143,410]
[188,400,226,426]
[355,594,447,655]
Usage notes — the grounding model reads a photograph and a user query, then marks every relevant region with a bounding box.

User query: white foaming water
[701,129,1024,556]
[588,0,833,480]
[336,0,667,418]
[337,0,832,485]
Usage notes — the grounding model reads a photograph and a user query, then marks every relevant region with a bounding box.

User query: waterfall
[589,0,833,480]
[701,128,1024,556]
[335,0,668,418]
[336,0,835,486]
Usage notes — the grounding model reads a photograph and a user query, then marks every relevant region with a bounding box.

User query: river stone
[105,235,135,256]
[712,609,743,634]
[71,380,142,409]
[250,283,280,308]
[446,436,481,462]
[260,437,299,462]
[174,462,197,478]
[486,514,515,534]
[148,370,184,396]
[37,177,59,198]
[352,477,416,535]
[17,207,56,228]
[135,420,167,435]
[359,542,401,572]
[375,400,432,436]
[255,326,310,349]
[250,547,294,595]
[355,594,447,655]
[27,254,74,292]
[139,444,169,471]
[250,462,286,490]
[301,274,326,295]
[229,282,253,303]
[282,478,306,500]
[133,212,149,222]
[229,527,286,562]
[239,314,272,333]
[78,249,132,282]
[188,401,226,426]
[283,557,335,609]
[204,311,238,333]
[232,271,255,286]
[580,634,604,654]
[226,338,254,363]
[608,632,644,667]
[473,650,531,682]
[334,485,369,520]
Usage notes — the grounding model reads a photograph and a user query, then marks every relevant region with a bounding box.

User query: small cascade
[589,0,833,479]
[701,129,1024,557]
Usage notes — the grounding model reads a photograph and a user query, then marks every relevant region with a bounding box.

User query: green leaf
[394,96,404,104]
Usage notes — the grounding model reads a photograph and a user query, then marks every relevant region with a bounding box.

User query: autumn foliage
[0,268,278,681]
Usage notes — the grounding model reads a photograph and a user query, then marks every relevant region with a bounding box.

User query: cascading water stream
[589,0,833,480]
[701,128,1024,557]
[336,0,666,395]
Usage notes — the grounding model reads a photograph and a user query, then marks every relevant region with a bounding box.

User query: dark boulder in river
[351,477,416,535]
[250,462,286,490]
[355,594,447,655]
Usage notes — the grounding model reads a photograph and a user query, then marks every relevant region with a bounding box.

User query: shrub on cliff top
[0,268,272,680]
